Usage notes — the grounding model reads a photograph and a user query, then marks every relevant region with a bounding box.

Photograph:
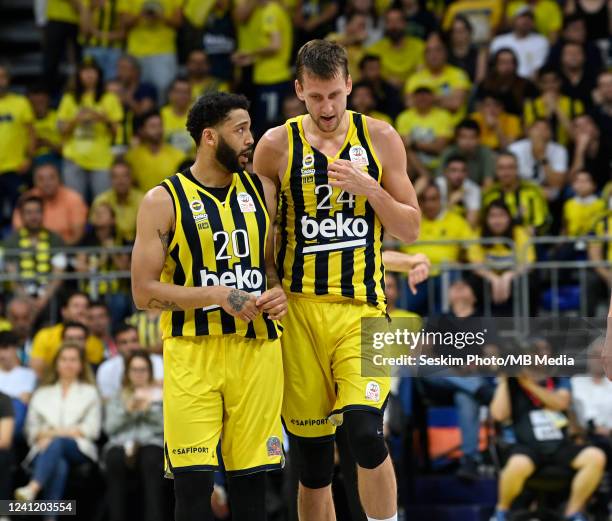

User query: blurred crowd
[1,0,612,519]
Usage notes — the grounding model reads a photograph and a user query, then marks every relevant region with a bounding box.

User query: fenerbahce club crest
[190,200,209,230]
[301,153,315,184]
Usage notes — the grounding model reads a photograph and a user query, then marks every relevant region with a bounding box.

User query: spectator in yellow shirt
[401,181,478,314]
[125,110,185,192]
[366,8,425,89]
[349,83,393,124]
[29,292,105,379]
[186,50,229,101]
[58,58,123,202]
[28,86,62,162]
[92,159,144,242]
[473,199,536,316]
[119,0,182,102]
[562,169,605,238]
[405,32,471,125]
[470,93,523,150]
[232,0,292,137]
[0,64,35,231]
[161,77,194,157]
[395,86,453,178]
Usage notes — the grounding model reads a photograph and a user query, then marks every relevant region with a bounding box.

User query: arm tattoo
[147,298,181,311]
[158,229,171,256]
[228,289,249,312]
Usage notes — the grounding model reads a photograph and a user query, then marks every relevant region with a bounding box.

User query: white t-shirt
[490,32,549,78]
[96,354,164,400]
[571,376,612,429]
[435,176,482,212]
[508,138,568,184]
[0,366,37,399]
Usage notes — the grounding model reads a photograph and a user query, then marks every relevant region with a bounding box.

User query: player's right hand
[219,288,260,322]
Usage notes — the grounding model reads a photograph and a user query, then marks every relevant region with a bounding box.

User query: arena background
[0,0,612,519]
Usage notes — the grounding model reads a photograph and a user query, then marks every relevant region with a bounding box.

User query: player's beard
[216,136,249,173]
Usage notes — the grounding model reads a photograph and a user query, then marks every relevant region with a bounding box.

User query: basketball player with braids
[254,40,422,521]
[131,92,286,521]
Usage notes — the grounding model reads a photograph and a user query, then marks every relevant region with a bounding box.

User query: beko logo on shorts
[301,213,368,239]
[201,266,263,290]
[300,213,369,253]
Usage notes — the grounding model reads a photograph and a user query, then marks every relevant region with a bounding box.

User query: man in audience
[438,119,496,187]
[559,42,597,109]
[0,63,35,235]
[471,93,522,151]
[4,195,66,314]
[125,110,185,192]
[591,70,612,138]
[483,152,550,235]
[5,297,36,363]
[12,162,88,246]
[491,363,606,521]
[400,182,478,315]
[96,323,163,400]
[88,301,117,360]
[436,155,481,228]
[490,7,549,80]
[92,159,143,242]
[358,54,404,120]
[508,119,568,202]
[61,321,89,348]
[115,54,158,117]
[545,14,603,73]
[29,292,104,379]
[161,77,194,156]
[569,114,612,191]
[0,331,36,404]
[405,33,470,124]
[28,85,62,162]
[421,279,497,480]
[349,82,392,124]
[120,0,182,102]
[366,8,424,89]
[186,49,229,100]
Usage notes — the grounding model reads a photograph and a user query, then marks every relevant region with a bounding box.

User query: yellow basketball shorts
[163,334,284,476]
[281,295,390,439]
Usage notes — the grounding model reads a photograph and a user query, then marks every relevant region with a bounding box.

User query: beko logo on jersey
[201,266,263,290]
[301,213,368,239]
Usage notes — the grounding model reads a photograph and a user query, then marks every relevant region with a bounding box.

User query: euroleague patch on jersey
[267,436,282,458]
[365,381,381,402]
[349,145,369,167]
[237,192,256,213]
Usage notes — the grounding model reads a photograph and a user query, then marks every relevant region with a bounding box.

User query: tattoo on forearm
[147,298,181,311]
[228,289,249,312]
[158,229,170,256]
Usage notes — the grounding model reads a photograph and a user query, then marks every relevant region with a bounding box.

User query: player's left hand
[256,287,288,321]
[328,159,377,196]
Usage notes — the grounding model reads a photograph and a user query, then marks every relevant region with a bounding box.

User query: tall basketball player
[254,40,421,521]
[131,92,287,521]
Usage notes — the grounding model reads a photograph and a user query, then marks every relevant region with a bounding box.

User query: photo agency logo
[361,316,607,378]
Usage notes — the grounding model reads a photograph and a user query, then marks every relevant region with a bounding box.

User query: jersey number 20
[214,230,250,260]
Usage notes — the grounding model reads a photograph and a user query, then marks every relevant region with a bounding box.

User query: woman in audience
[103,350,165,521]
[57,57,123,203]
[446,15,487,83]
[16,342,101,504]
[473,199,536,316]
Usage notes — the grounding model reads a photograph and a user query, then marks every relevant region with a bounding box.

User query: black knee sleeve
[228,472,267,521]
[343,410,388,470]
[291,435,335,489]
[174,471,215,521]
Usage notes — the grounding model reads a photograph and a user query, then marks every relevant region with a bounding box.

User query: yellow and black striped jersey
[277,111,386,312]
[159,169,281,340]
